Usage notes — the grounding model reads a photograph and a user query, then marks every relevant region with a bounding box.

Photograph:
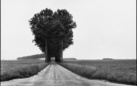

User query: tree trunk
[55,39,63,62]
[60,39,63,61]
[45,40,50,62]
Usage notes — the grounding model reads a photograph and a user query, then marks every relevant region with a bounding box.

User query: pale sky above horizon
[1,0,136,60]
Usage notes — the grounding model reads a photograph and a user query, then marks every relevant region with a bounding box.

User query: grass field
[1,59,136,85]
[1,60,48,81]
[59,59,136,85]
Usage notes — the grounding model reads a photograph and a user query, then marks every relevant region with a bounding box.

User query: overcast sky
[1,0,136,60]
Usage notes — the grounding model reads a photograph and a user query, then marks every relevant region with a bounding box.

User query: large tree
[29,8,76,62]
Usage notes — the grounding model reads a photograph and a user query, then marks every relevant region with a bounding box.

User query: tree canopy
[29,8,76,58]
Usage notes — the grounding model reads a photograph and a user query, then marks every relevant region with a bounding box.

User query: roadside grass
[59,60,136,85]
[1,60,48,81]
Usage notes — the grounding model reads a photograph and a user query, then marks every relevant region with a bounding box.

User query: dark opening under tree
[29,8,76,62]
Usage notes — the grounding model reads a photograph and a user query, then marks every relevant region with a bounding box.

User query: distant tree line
[17,53,45,60]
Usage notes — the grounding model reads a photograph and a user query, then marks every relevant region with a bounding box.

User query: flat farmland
[1,60,48,81]
[60,59,136,85]
[1,60,45,73]
[1,59,136,85]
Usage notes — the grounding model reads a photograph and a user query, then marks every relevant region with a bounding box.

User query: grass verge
[59,62,136,85]
[1,63,49,82]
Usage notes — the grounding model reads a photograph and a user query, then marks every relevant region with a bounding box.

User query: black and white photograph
[1,0,136,86]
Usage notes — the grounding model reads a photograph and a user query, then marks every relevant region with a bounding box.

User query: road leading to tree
[1,62,134,86]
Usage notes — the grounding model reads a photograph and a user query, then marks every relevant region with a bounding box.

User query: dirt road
[1,62,134,86]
